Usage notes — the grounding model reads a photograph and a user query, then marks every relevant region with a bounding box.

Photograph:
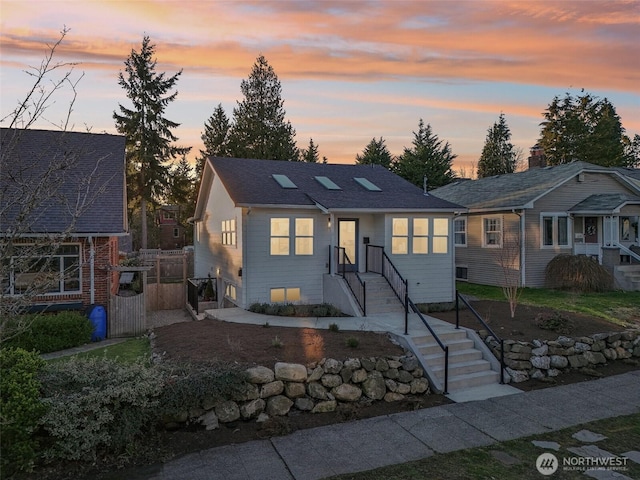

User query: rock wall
[480,330,640,383]
[165,354,429,430]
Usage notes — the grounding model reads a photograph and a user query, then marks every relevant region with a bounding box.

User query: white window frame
[222,218,237,246]
[270,218,290,255]
[4,243,82,296]
[412,218,429,254]
[454,217,467,247]
[432,218,449,254]
[391,218,409,254]
[270,287,301,303]
[540,213,571,248]
[294,218,314,255]
[482,215,503,248]
[224,282,237,301]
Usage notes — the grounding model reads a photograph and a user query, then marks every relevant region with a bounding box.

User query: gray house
[192,157,463,315]
[432,161,640,290]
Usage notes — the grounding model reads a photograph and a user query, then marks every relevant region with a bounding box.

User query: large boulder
[266,395,293,416]
[362,371,386,400]
[246,366,275,384]
[332,384,362,402]
[275,362,307,382]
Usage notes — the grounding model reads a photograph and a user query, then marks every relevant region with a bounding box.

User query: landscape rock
[321,374,343,388]
[311,400,337,413]
[362,371,386,400]
[215,401,240,423]
[307,382,329,400]
[323,358,343,374]
[198,410,219,430]
[260,380,284,398]
[284,382,306,398]
[240,399,265,419]
[275,362,307,382]
[266,395,293,416]
[246,366,275,384]
[332,383,362,402]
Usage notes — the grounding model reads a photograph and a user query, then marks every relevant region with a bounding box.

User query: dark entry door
[585,217,598,243]
[338,219,358,271]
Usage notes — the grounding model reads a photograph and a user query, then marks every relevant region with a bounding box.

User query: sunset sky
[1,0,638,174]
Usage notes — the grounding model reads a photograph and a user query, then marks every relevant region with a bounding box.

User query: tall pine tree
[196,103,230,176]
[392,119,456,188]
[300,138,320,163]
[227,55,298,161]
[355,137,393,168]
[114,36,189,249]
[477,113,517,178]
[539,91,629,167]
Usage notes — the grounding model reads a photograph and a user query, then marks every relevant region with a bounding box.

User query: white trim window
[224,282,237,301]
[482,216,502,248]
[454,217,467,246]
[222,218,236,246]
[295,218,313,255]
[432,218,449,254]
[270,287,301,303]
[4,244,82,295]
[392,218,409,254]
[270,218,290,255]
[412,218,429,254]
[541,213,570,247]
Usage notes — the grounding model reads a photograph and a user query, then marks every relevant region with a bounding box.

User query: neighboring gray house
[432,161,640,290]
[1,128,128,311]
[192,157,463,315]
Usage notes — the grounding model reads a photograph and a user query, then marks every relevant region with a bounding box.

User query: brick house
[0,128,128,313]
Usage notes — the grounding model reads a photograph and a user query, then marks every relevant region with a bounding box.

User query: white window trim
[540,212,572,248]
[454,217,467,247]
[270,287,301,303]
[294,218,314,255]
[482,215,503,248]
[5,243,83,296]
[224,281,237,301]
[222,218,237,247]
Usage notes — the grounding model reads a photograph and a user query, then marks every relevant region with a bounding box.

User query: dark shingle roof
[431,162,634,210]
[569,193,640,213]
[0,128,126,235]
[210,157,462,211]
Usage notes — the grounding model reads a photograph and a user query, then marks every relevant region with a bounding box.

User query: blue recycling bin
[88,305,107,342]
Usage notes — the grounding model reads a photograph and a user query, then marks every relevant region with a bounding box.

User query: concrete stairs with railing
[359,273,405,315]
[614,265,640,291]
[408,321,502,393]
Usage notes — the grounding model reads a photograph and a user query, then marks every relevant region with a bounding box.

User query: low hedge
[2,311,94,353]
[248,302,344,317]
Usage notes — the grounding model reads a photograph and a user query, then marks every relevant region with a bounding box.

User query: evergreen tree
[623,134,640,168]
[477,113,517,178]
[300,138,320,163]
[227,55,298,161]
[196,103,230,176]
[392,119,456,188]
[113,36,189,249]
[539,91,629,167]
[167,156,196,244]
[355,137,393,169]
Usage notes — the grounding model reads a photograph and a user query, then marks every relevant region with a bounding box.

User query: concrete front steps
[359,273,405,315]
[411,325,500,393]
[615,265,640,291]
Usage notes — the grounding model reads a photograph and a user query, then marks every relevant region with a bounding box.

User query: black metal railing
[408,298,449,394]
[187,277,217,314]
[334,246,366,316]
[456,290,505,384]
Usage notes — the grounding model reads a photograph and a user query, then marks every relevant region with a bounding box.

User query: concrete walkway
[130,369,640,480]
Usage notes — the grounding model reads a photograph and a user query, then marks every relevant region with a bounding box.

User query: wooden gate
[109,293,146,337]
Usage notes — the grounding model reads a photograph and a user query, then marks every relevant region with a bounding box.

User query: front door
[338,219,358,271]
[585,217,598,243]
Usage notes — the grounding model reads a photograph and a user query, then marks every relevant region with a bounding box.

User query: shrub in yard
[535,311,575,335]
[2,311,94,353]
[545,254,613,292]
[346,337,359,348]
[0,348,47,476]
[158,362,247,415]
[39,357,164,462]
[249,302,343,317]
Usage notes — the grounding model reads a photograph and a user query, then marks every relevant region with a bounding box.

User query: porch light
[328,217,332,229]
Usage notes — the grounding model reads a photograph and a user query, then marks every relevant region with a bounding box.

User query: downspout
[89,235,95,304]
[512,209,526,287]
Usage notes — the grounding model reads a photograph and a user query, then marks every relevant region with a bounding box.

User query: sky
[1,0,639,175]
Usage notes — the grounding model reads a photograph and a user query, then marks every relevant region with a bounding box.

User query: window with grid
[222,219,236,246]
[483,216,502,248]
[391,218,408,254]
[454,218,467,246]
[270,218,290,255]
[295,218,313,255]
[412,218,429,254]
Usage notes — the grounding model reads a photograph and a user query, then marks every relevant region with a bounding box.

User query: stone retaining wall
[480,329,640,383]
[166,354,430,430]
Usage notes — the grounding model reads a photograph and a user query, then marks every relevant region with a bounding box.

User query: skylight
[272,174,298,189]
[354,177,381,191]
[314,176,341,190]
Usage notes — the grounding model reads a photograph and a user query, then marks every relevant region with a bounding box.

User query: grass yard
[328,413,640,480]
[456,282,640,326]
[49,337,150,363]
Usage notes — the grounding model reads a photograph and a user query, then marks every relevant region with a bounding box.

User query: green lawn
[456,282,640,326]
[328,413,640,480]
[50,337,150,363]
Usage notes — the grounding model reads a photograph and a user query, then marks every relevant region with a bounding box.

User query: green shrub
[39,357,164,461]
[328,322,340,333]
[158,362,247,415]
[0,348,47,476]
[271,335,283,348]
[249,302,343,317]
[2,311,93,353]
[545,254,613,292]
[249,302,267,314]
[346,337,359,348]
[535,311,575,335]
